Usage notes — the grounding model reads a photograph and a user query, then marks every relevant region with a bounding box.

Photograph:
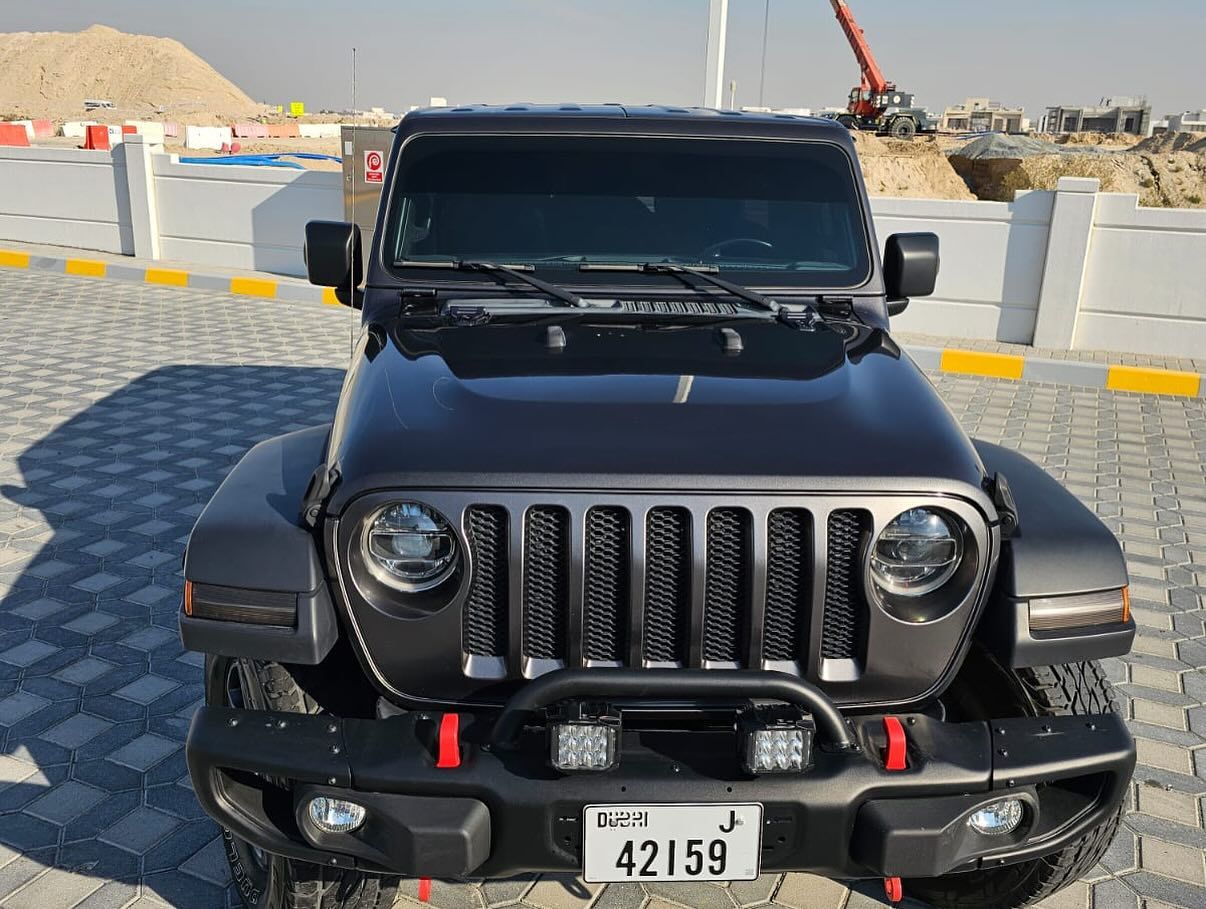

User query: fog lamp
[308,797,367,834]
[744,725,813,775]
[967,798,1024,836]
[551,722,618,772]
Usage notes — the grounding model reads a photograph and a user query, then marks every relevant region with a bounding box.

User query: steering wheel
[701,237,775,259]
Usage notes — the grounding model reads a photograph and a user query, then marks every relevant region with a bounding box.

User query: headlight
[361,502,459,592]
[870,508,962,596]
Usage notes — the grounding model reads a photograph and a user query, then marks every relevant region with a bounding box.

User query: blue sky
[6,1,1203,117]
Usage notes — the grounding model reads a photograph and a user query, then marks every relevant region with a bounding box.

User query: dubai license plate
[583,803,763,883]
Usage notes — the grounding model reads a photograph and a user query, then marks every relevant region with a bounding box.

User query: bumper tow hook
[883,877,903,903]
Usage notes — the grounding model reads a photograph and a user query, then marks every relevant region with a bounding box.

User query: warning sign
[364,149,385,184]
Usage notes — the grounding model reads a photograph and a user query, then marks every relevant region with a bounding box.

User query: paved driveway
[0,269,1202,909]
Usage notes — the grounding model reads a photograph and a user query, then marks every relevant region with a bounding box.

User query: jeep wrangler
[181,106,1135,909]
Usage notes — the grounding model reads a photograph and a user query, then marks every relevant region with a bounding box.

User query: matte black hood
[325,317,989,511]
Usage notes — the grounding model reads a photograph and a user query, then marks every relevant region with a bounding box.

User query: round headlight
[362,502,459,592]
[870,508,962,596]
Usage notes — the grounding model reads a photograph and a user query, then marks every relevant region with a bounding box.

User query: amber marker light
[183,580,194,616]
[1121,586,1130,624]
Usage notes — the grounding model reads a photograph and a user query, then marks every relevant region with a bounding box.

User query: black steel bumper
[186,684,1134,879]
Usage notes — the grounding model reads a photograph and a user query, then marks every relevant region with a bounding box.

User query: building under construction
[1042,98,1152,136]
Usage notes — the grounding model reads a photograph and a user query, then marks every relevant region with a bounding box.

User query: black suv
[180,106,1135,909]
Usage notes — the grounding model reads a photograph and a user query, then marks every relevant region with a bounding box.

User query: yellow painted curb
[230,277,278,298]
[939,349,1025,380]
[65,258,107,278]
[321,287,341,306]
[145,268,189,287]
[1106,365,1201,397]
[0,249,31,269]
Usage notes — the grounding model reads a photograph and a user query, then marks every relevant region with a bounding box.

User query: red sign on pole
[364,150,384,184]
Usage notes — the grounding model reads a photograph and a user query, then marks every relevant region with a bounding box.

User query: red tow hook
[881,717,907,903]
[882,716,907,771]
[436,712,462,769]
[883,876,903,903]
[420,713,463,900]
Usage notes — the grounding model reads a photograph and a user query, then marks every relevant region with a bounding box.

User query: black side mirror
[883,232,939,315]
[305,220,362,289]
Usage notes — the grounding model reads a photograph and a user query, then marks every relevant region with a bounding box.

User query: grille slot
[463,506,508,657]
[643,507,692,664]
[703,508,751,664]
[583,507,630,662]
[621,299,739,315]
[764,509,811,662]
[523,506,570,661]
[821,510,869,660]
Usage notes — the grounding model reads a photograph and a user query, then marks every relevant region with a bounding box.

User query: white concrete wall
[152,155,342,275]
[2,145,1205,358]
[871,193,1053,344]
[1075,194,1206,359]
[0,146,133,254]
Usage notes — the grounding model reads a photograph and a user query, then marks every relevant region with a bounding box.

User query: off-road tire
[205,656,400,909]
[888,117,917,140]
[905,660,1125,909]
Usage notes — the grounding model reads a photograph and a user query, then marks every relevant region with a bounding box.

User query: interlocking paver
[0,268,1204,908]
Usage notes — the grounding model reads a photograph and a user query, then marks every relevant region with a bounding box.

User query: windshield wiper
[582,261,784,313]
[399,259,587,308]
[461,261,588,308]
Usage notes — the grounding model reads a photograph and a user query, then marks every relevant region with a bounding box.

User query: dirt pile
[850,132,974,200]
[948,133,1206,208]
[1131,131,1206,155]
[0,24,262,120]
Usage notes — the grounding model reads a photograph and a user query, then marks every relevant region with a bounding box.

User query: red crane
[828,0,925,138]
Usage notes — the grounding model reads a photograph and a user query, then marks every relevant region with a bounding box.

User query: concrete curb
[0,246,339,307]
[909,346,1205,398]
[3,246,1202,398]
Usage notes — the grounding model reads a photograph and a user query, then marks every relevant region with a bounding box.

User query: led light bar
[551,721,619,772]
[743,723,814,775]
[1028,587,1129,633]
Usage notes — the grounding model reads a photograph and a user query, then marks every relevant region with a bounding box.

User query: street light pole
[704,0,729,108]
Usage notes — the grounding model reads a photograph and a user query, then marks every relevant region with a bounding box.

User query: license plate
[583,803,763,883]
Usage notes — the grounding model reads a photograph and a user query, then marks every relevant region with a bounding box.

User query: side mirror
[305,220,362,289]
[883,232,939,316]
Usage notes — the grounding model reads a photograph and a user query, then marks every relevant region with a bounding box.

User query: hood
[326,317,988,509]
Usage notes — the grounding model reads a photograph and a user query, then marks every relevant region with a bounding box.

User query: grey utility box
[341,125,395,257]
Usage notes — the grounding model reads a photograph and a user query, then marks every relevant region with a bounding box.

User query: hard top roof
[396,103,851,143]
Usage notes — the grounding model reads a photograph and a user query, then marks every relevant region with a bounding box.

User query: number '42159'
[615,839,727,878]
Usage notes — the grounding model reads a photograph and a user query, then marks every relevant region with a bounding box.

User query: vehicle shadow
[0,364,344,908]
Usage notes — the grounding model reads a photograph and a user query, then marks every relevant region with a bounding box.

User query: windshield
[386,135,871,289]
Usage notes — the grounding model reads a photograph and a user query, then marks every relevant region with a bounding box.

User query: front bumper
[186,698,1133,879]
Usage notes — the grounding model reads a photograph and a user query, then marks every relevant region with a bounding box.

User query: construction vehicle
[828,0,931,138]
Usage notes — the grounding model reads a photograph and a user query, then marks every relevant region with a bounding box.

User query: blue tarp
[177,153,341,169]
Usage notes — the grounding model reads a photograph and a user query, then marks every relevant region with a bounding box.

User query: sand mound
[0,24,261,119]
[1131,131,1206,155]
[948,134,1205,208]
[850,132,974,200]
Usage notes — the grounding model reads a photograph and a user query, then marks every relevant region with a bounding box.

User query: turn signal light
[1028,588,1129,633]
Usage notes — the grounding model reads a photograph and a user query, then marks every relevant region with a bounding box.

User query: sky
[4,0,1204,119]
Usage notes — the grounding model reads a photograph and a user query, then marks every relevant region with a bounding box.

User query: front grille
[460,501,878,678]
[643,507,692,664]
[522,506,570,661]
[703,508,750,664]
[821,510,870,660]
[583,507,629,662]
[463,506,508,657]
[764,509,811,662]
